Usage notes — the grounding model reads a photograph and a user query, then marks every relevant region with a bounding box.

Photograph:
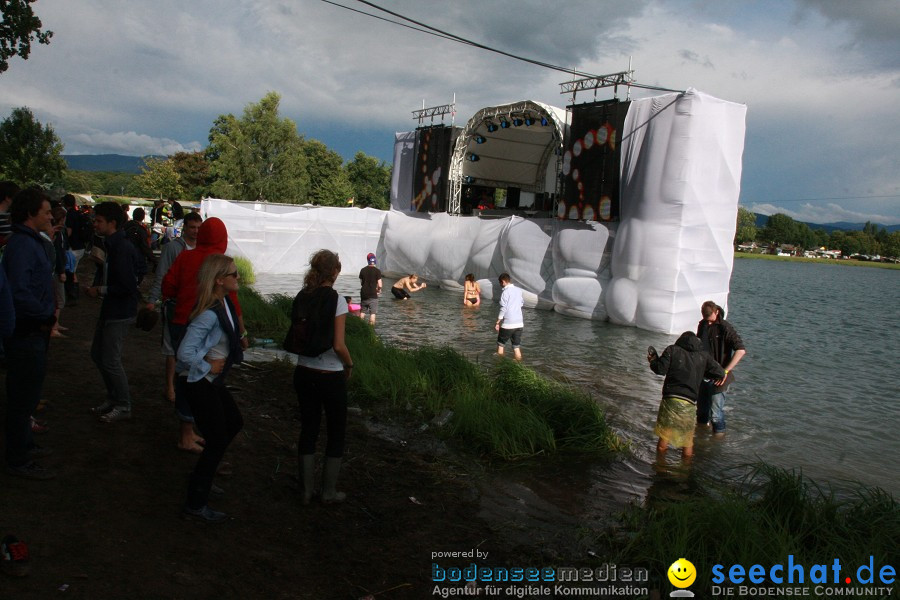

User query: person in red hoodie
[162,218,248,453]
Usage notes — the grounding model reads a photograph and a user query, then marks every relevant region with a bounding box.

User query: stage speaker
[506,187,520,209]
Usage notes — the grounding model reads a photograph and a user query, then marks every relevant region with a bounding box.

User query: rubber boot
[321,457,346,504]
[300,455,315,505]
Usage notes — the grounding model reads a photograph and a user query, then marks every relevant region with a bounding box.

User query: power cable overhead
[321,0,682,93]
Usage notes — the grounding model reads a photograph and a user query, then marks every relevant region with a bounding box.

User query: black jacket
[97,229,146,320]
[650,332,725,402]
[697,316,745,391]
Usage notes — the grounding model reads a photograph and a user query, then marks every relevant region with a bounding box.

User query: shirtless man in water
[390,274,426,300]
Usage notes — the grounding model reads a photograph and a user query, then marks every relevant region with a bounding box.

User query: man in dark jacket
[123,207,155,282]
[649,331,724,457]
[2,188,56,479]
[84,202,146,423]
[696,301,746,436]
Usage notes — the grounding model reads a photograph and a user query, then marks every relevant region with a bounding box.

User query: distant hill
[63,154,163,173]
[753,213,900,233]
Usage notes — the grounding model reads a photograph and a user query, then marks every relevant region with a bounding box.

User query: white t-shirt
[296,294,348,372]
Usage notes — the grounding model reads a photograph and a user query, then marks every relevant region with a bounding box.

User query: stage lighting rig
[474,135,487,144]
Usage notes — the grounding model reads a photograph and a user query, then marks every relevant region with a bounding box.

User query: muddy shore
[0,273,621,599]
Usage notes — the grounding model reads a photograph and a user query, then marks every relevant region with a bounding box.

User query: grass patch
[233,256,257,284]
[236,285,621,459]
[600,463,899,595]
[343,317,621,459]
[233,257,290,340]
[735,253,900,270]
[237,286,290,341]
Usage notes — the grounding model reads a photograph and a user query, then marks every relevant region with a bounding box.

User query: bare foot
[177,441,205,454]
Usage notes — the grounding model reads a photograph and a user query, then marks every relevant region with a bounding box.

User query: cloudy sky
[2,0,899,224]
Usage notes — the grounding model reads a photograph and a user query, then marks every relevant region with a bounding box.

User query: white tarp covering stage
[202,88,745,334]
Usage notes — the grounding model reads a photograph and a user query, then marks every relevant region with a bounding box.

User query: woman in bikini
[463,273,480,307]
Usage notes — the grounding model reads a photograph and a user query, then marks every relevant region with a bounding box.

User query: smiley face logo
[667,558,696,588]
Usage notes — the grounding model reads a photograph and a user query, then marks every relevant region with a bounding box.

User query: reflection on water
[255,261,900,510]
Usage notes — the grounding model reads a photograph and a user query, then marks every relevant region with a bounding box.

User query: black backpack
[283,287,338,357]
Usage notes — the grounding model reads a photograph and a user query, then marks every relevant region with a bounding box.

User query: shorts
[361,297,378,315]
[654,396,697,447]
[391,287,410,300]
[497,327,523,348]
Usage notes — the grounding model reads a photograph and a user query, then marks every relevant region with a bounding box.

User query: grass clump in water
[237,294,621,460]
[601,463,899,596]
[344,317,620,459]
[232,256,256,285]
[232,256,298,341]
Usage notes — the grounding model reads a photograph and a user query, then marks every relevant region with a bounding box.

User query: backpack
[283,287,338,357]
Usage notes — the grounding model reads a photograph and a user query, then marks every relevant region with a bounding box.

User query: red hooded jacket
[161,217,243,326]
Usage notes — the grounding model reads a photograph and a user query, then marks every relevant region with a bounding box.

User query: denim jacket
[176,298,242,384]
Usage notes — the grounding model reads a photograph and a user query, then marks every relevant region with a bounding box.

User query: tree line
[0,93,392,209]
[736,206,900,258]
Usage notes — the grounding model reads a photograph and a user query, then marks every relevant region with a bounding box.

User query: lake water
[254,259,900,500]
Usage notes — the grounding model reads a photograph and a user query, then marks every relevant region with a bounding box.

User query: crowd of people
[2,183,747,527]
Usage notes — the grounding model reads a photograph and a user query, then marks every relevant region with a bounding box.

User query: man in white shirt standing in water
[494,273,525,361]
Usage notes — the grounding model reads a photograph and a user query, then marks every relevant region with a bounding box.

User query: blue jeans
[697,380,727,433]
[4,334,49,467]
[90,317,133,410]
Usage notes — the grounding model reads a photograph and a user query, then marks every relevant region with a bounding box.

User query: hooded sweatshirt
[650,331,725,402]
[161,217,242,326]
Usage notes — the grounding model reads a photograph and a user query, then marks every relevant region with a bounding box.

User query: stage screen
[411,125,455,213]
[560,100,630,221]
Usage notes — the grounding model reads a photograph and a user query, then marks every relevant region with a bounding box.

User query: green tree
[882,232,900,259]
[206,92,309,202]
[813,228,829,249]
[346,151,391,210]
[303,139,344,205]
[795,223,817,250]
[0,106,66,185]
[734,206,757,244]
[312,169,355,207]
[135,157,184,200]
[206,114,247,199]
[61,169,92,194]
[170,151,209,201]
[0,0,52,74]
[862,221,878,237]
[760,213,798,245]
[829,231,861,257]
